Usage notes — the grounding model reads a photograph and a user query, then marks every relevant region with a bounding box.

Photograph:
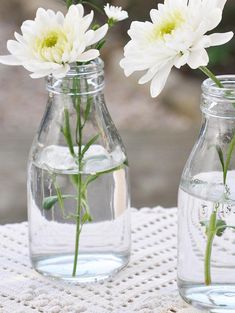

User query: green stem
[62,108,75,157]
[72,82,83,277]
[75,78,81,146]
[204,206,218,286]
[72,172,82,277]
[199,66,224,88]
[199,66,226,286]
[206,140,235,285]
[205,232,215,286]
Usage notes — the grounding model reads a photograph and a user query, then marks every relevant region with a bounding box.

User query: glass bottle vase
[27,58,131,283]
[178,76,235,312]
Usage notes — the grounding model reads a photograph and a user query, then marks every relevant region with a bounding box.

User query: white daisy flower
[104,4,128,23]
[120,0,233,98]
[0,4,108,78]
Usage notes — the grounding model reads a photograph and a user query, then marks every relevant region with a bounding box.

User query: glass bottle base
[179,280,235,312]
[32,253,130,283]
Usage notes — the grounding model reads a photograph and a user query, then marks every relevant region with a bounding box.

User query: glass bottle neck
[201,75,235,119]
[47,58,104,96]
[202,114,235,137]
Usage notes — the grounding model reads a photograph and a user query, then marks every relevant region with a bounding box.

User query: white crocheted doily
[0,207,202,313]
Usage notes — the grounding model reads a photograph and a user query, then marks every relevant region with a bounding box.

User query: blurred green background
[0,0,234,223]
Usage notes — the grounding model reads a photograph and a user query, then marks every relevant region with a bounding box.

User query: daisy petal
[75,4,85,18]
[205,31,234,47]
[150,9,159,23]
[150,62,173,98]
[82,11,94,32]
[187,49,209,69]
[0,55,21,65]
[138,67,158,84]
[174,51,189,69]
[53,64,70,78]
[78,49,100,62]
[216,0,227,10]
[56,12,64,25]
[14,32,26,44]
[206,8,222,31]
[30,70,52,79]
[89,24,108,45]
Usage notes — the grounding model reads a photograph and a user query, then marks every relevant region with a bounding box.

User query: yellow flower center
[42,32,58,48]
[33,29,69,63]
[158,20,178,36]
[150,10,185,41]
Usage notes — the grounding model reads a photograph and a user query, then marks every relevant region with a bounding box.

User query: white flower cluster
[120,0,234,97]
[0,5,108,78]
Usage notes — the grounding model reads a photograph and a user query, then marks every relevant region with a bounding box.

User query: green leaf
[80,134,99,160]
[83,174,99,190]
[70,174,79,187]
[66,0,73,8]
[83,98,92,126]
[92,24,101,31]
[61,108,75,157]
[43,195,77,211]
[215,220,227,237]
[82,163,126,192]
[216,145,225,172]
[95,39,106,50]
[200,220,210,236]
[82,212,93,224]
[200,221,209,227]
[201,219,227,237]
[225,225,235,231]
[75,100,82,146]
[43,196,60,210]
[54,181,65,211]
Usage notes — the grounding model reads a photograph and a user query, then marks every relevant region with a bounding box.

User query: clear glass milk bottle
[27,58,131,283]
[178,76,235,312]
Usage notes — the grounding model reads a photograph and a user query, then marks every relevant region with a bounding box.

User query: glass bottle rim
[47,58,104,95]
[202,75,235,100]
[65,58,104,77]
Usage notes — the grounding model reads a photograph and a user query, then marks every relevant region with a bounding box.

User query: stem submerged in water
[71,77,98,277]
[199,67,229,286]
[204,208,218,286]
[73,172,82,277]
[72,77,83,277]
[206,133,235,284]
[205,232,215,286]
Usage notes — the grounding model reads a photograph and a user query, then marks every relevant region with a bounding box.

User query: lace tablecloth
[0,207,202,313]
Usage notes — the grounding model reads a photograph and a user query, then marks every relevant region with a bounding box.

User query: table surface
[0,207,201,313]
